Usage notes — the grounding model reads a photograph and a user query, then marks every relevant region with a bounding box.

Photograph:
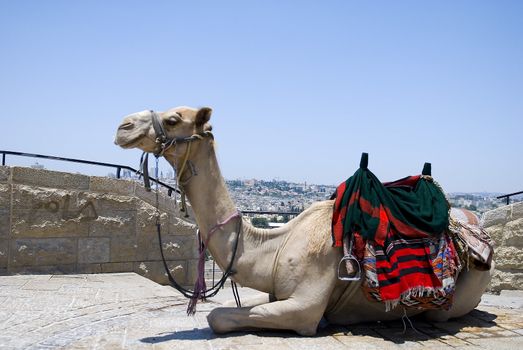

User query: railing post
[212,260,216,286]
[116,167,121,179]
[507,196,510,205]
[1,152,5,166]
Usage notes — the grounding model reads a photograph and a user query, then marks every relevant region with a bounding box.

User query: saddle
[448,219,494,271]
[332,153,494,311]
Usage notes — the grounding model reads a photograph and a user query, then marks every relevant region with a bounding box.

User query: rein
[144,110,242,314]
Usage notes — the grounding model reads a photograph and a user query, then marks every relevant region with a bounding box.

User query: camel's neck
[165,139,285,292]
[175,141,237,235]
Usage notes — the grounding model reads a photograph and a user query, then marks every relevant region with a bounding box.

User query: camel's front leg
[221,292,275,307]
[207,297,326,336]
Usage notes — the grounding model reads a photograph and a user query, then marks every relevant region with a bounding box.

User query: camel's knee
[207,308,233,334]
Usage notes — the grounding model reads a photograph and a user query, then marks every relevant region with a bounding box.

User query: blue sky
[1,1,522,193]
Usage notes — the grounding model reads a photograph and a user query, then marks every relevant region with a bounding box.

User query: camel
[114,106,493,336]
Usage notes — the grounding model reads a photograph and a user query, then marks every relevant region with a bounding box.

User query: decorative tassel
[186,232,208,315]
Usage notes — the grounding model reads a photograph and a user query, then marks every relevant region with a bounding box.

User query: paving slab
[0,273,522,349]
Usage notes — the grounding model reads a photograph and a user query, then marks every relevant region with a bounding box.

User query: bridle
[139,111,214,192]
[150,110,214,158]
[141,110,242,315]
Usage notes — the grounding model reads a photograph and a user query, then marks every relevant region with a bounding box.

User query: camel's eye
[165,113,182,126]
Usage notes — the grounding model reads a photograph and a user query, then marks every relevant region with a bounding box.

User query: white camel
[114,106,493,336]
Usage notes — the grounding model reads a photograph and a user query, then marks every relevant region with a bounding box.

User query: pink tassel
[187,241,207,315]
[186,212,241,315]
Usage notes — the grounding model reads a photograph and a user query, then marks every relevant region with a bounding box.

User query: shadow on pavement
[139,308,498,345]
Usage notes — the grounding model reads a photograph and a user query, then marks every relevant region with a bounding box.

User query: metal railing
[241,210,301,216]
[497,191,523,205]
[0,150,180,196]
[0,150,311,215]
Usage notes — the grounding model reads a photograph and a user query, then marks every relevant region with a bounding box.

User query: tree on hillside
[251,217,269,228]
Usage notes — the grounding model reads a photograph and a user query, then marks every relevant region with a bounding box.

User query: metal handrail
[1,150,312,214]
[0,150,181,196]
[241,210,301,216]
[497,191,523,205]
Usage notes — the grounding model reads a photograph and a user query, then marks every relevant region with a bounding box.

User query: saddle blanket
[361,230,460,310]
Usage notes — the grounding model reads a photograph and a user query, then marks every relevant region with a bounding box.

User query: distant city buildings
[225,178,336,214]
[103,170,518,221]
[447,193,511,215]
[225,179,515,223]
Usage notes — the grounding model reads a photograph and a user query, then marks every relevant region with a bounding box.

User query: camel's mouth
[114,132,146,149]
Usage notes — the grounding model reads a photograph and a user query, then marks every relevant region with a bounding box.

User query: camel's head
[114,106,213,155]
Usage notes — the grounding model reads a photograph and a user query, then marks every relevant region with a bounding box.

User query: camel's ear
[195,107,212,126]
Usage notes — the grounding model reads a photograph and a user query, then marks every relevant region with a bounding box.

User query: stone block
[89,176,134,196]
[0,239,7,268]
[484,224,504,246]
[0,166,9,182]
[78,237,110,264]
[9,238,77,267]
[135,208,196,262]
[136,229,161,261]
[11,167,89,190]
[77,263,102,274]
[186,258,200,286]
[160,234,198,261]
[101,262,134,273]
[110,235,138,262]
[9,264,76,275]
[512,202,523,219]
[134,183,157,207]
[135,185,178,213]
[504,218,523,247]
[12,185,82,210]
[11,209,89,238]
[88,210,135,237]
[82,192,136,212]
[494,246,523,270]
[0,209,9,238]
[482,206,512,227]
[489,270,523,292]
[10,185,94,237]
[136,201,168,236]
[133,260,187,285]
[0,184,9,209]
[168,215,197,236]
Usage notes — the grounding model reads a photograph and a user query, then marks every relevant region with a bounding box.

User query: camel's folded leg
[221,293,275,308]
[207,297,326,336]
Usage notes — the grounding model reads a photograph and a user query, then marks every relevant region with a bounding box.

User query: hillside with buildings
[111,162,513,218]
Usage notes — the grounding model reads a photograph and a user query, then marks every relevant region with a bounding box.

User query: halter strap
[138,110,213,191]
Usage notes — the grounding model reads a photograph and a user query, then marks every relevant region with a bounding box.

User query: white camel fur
[114,106,493,336]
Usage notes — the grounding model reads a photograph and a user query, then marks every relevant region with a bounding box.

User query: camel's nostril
[119,122,134,130]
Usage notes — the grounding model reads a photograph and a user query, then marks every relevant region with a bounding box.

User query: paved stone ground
[1,273,522,349]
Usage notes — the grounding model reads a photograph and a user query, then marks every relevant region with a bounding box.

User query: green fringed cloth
[332,153,458,309]
[332,154,449,247]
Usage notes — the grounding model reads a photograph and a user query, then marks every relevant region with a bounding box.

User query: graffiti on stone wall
[32,194,98,221]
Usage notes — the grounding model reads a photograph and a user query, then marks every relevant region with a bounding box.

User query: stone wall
[0,166,198,286]
[482,202,523,291]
